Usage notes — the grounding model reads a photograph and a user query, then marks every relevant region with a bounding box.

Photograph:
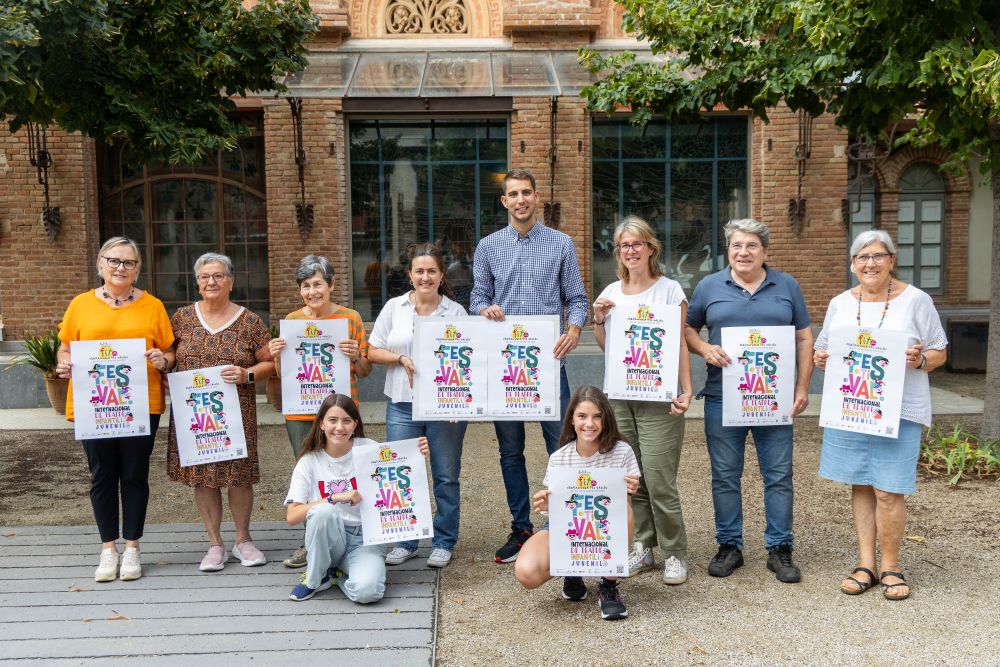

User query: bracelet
[918,353,927,370]
[593,318,605,326]
[160,358,169,372]
[327,495,337,505]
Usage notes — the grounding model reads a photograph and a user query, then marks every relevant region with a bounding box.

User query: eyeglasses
[103,256,138,270]
[197,273,229,283]
[615,241,648,253]
[729,243,763,252]
[853,253,893,265]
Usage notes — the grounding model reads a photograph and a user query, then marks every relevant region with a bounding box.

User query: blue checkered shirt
[470,222,589,333]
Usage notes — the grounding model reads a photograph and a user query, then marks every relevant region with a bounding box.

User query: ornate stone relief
[385,0,468,34]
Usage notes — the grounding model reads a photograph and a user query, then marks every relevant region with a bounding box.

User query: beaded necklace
[101,286,135,307]
[855,278,893,328]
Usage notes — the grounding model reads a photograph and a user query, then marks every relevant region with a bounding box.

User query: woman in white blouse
[814,229,947,601]
[368,243,468,569]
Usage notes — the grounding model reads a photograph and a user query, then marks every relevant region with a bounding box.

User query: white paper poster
[603,299,681,402]
[279,319,351,416]
[70,338,151,440]
[547,467,629,577]
[412,318,489,420]
[353,438,433,546]
[819,327,907,438]
[487,316,560,421]
[167,366,247,466]
[721,326,797,426]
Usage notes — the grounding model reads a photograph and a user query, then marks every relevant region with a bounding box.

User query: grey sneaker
[283,546,307,568]
[627,542,654,576]
[385,546,418,565]
[426,548,452,568]
[662,556,688,585]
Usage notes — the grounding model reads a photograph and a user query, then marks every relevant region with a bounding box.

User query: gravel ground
[1,373,995,666]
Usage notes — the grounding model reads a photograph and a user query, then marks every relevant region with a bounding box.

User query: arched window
[845,160,878,286]
[897,163,945,292]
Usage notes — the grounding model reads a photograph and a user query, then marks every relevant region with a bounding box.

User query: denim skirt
[818,419,924,494]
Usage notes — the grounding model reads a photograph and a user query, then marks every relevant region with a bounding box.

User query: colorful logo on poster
[186,377,231,455]
[85,348,135,430]
[510,324,529,340]
[294,332,337,408]
[370,458,417,533]
[564,474,613,563]
[856,330,878,348]
[747,329,767,345]
[443,325,461,341]
[621,312,665,394]
[97,343,118,359]
[734,331,781,417]
[634,305,654,321]
[303,324,322,338]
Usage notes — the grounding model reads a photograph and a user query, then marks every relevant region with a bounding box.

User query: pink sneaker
[199,544,228,572]
[232,540,267,567]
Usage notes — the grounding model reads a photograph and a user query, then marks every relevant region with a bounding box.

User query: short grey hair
[850,229,896,258]
[193,252,234,278]
[723,219,771,248]
[295,255,334,286]
[96,236,141,280]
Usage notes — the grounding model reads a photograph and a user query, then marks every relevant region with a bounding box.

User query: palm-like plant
[10,330,62,379]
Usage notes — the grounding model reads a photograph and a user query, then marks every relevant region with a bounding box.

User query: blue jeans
[495,366,571,532]
[703,397,794,550]
[386,401,468,551]
[304,503,385,604]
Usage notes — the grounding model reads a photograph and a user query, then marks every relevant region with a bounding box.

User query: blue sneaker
[288,573,332,601]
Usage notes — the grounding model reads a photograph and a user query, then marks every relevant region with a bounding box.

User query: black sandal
[840,567,877,595]
[879,570,911,601]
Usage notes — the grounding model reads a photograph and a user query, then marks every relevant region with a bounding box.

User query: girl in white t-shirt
[514,386,640,621]
[285,393,428,602]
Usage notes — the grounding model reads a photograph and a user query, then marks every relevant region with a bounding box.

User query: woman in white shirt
[368,243,468,569]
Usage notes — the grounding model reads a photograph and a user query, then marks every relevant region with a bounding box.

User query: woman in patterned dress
[166,252,274,572]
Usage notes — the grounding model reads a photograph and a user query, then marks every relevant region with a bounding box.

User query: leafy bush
[9,329,61,379]
[920,424,1000,486]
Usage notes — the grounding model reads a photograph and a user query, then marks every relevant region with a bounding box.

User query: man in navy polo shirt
[685,219,813,583]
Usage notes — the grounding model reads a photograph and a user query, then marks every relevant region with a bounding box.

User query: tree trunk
[982,143,1000,440]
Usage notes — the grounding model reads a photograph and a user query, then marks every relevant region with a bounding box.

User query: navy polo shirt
[687,264,810,398]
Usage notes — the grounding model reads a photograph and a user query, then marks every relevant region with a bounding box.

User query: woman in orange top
[55,237,175,584]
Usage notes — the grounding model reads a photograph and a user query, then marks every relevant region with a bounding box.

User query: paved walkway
[0,522,437,665]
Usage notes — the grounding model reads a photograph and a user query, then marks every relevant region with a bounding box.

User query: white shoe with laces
[95,548,119,582]
[119,547,142,581]
[426,548,452,568]
[627,541,655,576]
[662,556,688,585]
[385,547,417,565]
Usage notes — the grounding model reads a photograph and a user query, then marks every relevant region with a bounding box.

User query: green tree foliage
[1,0,317,163]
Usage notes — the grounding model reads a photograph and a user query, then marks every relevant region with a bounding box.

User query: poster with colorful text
[548,467,629,577]
[486,316,560,421]
[279,319,351,416]
[412,317,489,420]
[71,338,150,440]
[721,326,797,426]
[819,327,907,438]
[603,299,681,402]
[167,366,247,466]
[353,438,433,546]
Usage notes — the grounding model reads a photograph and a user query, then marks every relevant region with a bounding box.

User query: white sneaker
[627,541,654,576]
[95,548,119,582]
[426,548,452,568]
[385,547,418,565]
[663,556,688,585]
[119,547,142,581]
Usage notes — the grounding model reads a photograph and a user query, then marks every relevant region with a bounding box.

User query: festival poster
[547,467,629,577]
[353,438,433,546]
[721,326,797,426]
[603,299,681,402]
[819,327,907,438]
[167,366,247,467]
[412,317,489,420]
[70,338,150,440]
[486,316,560,421]
[279,319,351,416]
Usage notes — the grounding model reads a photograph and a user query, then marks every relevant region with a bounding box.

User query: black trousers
[80,414,160,542]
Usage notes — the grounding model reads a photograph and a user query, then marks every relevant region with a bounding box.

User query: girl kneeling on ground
[514,385,640,620]
[284,393,429,602]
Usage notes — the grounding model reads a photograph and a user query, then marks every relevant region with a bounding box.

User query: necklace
[855,278,893,328]
[102,286,135,306]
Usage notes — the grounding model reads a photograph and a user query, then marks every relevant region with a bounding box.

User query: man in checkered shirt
[470,168,589,564]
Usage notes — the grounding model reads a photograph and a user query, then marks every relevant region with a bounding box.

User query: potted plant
[266,323,282,411]
[10,329,68,414]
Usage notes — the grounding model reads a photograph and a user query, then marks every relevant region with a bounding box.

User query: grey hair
[295,255,334,286]
[850,229,896,258]
[96,236,141,280]
[193,252,234,278]
[723,219,771,248]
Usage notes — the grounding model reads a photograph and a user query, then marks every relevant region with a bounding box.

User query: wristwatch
[592,315,605,326]
[246,369,255,383]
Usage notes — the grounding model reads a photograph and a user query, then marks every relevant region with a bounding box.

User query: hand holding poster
[487,316,560,421]
[412,317,489,419]
[819,327,907,438]
[167,366,247,467]
[721,326,797,426]
[603,299,681,402]
[353,438,434,546]
[71,338,150,440]
[547,467,629,577]
[279,319,351,415]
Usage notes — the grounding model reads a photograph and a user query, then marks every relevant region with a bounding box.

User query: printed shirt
[543,440,641,488]
[469,222,589,341]
[284,437,380,526]
[687,265,810,398]
[369,292,467,403]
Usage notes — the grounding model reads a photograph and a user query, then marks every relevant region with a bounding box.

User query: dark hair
[299,394,365,459]
[408,242,455,300]
[556,385,624,455]
[501,168,536,194]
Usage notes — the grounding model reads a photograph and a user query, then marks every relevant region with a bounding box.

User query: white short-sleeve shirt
[542,440,641,488]
[284,437,380,526]
[597,275,687,310]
